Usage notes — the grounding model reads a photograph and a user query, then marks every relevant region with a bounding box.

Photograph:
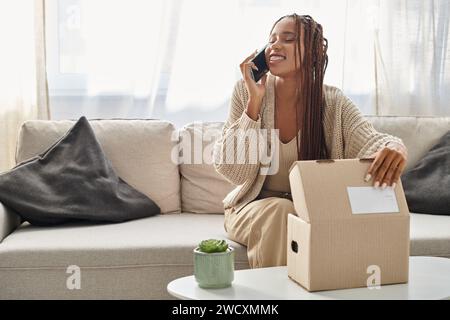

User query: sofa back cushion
[16,119,181,214]
[15,116,450,215]
[179,117,450,214]
[367,116,450,171]
[178,122,234,214]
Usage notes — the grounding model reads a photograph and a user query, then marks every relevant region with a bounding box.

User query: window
[46,0,383,127]
[46,0,167,119]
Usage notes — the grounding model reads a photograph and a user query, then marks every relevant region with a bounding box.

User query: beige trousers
[224,197,296,269]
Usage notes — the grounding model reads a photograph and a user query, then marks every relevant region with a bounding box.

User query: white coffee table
[167,256,450,300]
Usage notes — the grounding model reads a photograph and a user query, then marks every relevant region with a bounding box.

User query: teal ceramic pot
[193,247,234,288]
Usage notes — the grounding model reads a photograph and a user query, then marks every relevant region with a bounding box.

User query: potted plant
[193,239,234,288]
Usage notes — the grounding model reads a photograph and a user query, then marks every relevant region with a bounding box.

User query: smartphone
[250,45,269,83]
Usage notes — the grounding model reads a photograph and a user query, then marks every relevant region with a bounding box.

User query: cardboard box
[287,159,410,292]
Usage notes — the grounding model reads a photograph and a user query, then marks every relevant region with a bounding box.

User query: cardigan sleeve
[338,90,405,159]
[213,80,262,185]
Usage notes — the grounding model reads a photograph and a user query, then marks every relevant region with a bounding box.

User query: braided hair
[270,14,329,160]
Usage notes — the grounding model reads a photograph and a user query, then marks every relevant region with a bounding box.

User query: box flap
[288,159,410,223]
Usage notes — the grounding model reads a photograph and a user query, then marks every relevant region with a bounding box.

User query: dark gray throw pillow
[0,116,160,226]
[401,130,450,215]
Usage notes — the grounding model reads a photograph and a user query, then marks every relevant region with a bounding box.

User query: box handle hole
[291,240,298,253]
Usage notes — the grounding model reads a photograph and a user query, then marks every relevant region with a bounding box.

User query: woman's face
[265,17,303,78]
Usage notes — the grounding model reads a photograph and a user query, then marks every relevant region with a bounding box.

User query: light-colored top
[167,257,450,300]
[213,74,405,214]
[262,136,298,194]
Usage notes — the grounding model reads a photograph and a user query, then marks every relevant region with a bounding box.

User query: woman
[213,14,408,268]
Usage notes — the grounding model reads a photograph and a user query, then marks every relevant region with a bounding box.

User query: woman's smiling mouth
[269,54,286,64]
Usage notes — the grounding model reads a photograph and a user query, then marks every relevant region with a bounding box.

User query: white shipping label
[347,187,400,214]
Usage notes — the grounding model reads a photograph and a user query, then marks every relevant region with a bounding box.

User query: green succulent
[198,239,229,253]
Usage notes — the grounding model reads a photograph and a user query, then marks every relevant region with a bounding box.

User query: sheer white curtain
[48,0,369,125]
[159,0,450,121]
[46,0,169,120]
[0,0,50,173]
[46,0,450,126]
[374,0,450,116]
[163,0,450,120]
[155,0,356,125]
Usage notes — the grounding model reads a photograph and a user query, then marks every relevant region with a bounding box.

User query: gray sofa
[0,116,450,299]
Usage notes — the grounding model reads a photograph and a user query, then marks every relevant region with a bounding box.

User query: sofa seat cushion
[1,213,449,269]
[410,213,450,258]
[0,213,249,269]
[0,214,250,299]
[0,212,449,299]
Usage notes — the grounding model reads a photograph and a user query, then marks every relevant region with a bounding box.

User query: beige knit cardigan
[213,74,404,215]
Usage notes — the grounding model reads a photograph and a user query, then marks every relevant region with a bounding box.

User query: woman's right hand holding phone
[240,50,268,121]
